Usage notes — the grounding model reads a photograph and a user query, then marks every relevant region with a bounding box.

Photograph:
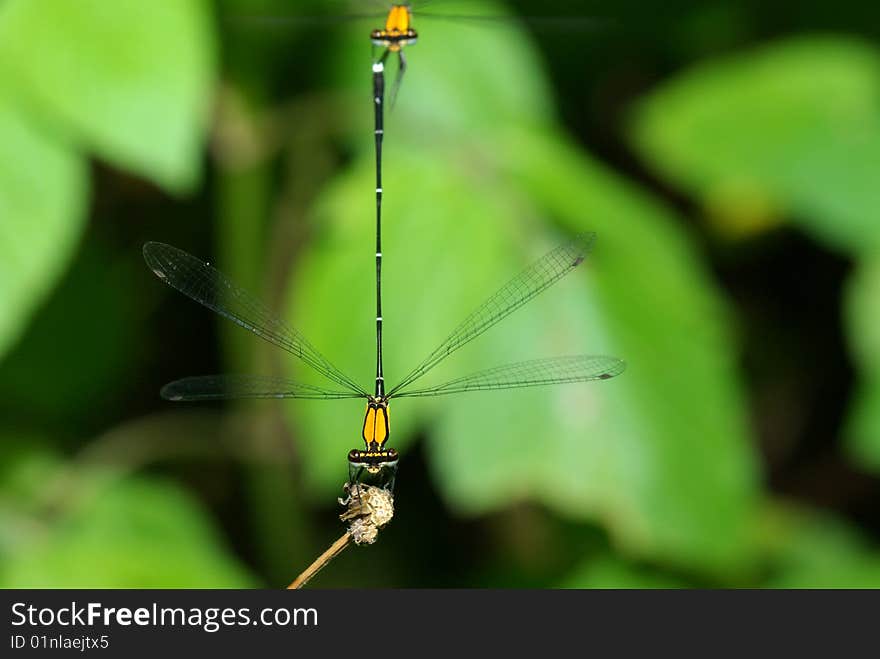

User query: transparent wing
[161,375,365,402]
[143,242,369,397]
[387,232,596,396]
[223,0,390,30]
[225,11,385,30]
[391,355,624,398]
[414,11,609,33]
[226,4,608,33]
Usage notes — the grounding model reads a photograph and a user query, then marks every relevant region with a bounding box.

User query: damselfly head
[348,448,399,504]
[348,447,399,469]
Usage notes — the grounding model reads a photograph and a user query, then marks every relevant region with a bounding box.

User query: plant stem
[287,533,351,589]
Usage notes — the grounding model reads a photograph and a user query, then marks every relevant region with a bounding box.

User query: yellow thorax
[362,401,390,448]
[384,4,412,35]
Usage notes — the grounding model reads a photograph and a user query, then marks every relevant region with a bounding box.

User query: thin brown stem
[287,533,351,589]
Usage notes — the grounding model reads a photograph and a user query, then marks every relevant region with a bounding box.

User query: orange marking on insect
[362,400,391,448]
[363,404,377,444]
[384,4,412,33]
[371,4,418,52]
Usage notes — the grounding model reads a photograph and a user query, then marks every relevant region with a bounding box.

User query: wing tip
[142,241,171,279]
[603,357,626,379]
[142,240,167,259]
[160,382,185,401]
[569,232,597,266]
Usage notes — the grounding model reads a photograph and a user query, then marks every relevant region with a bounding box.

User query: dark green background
[1,0,879,587]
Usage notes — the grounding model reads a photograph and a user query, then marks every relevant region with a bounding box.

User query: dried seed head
[348,517,379,545]
[339,483,395,545]
[368,489,394,527]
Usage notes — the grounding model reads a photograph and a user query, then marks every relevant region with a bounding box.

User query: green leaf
[630,37,880,251]
[467,128,760,574]
[562,554,686,588]
[0,99,87,361]
[0,468,256,588]
[760,503,880,588]
[0,435,60,511]
[0,241,147,425]
[0,0,216,193]
[843,255,880,471]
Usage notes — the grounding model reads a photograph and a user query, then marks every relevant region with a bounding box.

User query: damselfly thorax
[370,4,417,53]
[362,397,390,449]
[350,397,398,487]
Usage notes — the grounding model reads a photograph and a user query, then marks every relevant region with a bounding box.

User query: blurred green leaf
[0,241,146,426]
[562,554,686,588]
[0,435,59,510]
[486,128,759,574]
[761,503,880,588]
[0,99,87,361]
[0,0,216,192]
[281,0,760,575]
[843,255,880,471]
[1,467,256,588]
[630,37,880,251]
[563,503,880,588]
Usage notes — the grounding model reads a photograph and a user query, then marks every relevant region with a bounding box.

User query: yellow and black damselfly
[363,3,609,464]
[235,2,606,105]
[143,232,624,491]
[233,4,608,431]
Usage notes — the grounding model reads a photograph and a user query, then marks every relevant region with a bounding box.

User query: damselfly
[233,4,607,423]
[235,1,604,102]
[362,5,607,459]
[143,233,624,491]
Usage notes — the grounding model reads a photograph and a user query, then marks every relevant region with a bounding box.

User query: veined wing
[224,0,390,29]
[391,355,624,398]
[143,242,369,397]
[386,232,596,396]
[226,11,386,29]
[227,4,607,33]
[414,11,608,32]
[161,375,366,402]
